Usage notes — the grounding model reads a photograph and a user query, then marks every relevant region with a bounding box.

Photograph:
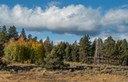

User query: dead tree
[94,38,103,64]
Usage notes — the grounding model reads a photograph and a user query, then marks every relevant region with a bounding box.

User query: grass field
[0,68,128,82]
[0,63,128,82]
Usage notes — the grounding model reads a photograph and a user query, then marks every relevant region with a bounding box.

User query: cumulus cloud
[0,4,101,35]
[102,9,128,26]
[101,7,128,33]
[0,4,128,37]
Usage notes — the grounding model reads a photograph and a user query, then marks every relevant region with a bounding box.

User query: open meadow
[0,63,128,82]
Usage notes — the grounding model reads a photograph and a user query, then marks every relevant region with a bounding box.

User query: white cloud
[0,4,101,34]
[101,7,128,33]
[102,9,128,25]
[0,4,128,40]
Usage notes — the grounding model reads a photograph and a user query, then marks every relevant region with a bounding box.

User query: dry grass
[0,68,128,82]
[0,63,128,82]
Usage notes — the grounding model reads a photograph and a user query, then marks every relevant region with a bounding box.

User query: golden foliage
[4,38,45,64]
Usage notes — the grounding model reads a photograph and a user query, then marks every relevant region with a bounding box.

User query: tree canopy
[0,25,128,69]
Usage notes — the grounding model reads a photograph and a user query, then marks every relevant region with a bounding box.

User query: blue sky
[0,0,127,9]
[0,0,128,43]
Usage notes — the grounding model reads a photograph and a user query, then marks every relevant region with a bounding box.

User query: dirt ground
[0,66,128,82]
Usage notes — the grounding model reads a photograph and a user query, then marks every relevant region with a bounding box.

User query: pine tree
[91,39,96,56]
[44,46,64,69]
[119,39,128,65]
[44,36,53,55]
[28,34,32,40]
[102,36,116,64]
[115,40,122,64]
[20,28,26,40]
[0,25,8,56]
[65,43,72,61]
[57,42,67,61]
[71,41,79,62]
[79,35,90,63]
[0,25,8,44]
[8,25,18,40]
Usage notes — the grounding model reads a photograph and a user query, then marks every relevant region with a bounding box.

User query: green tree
[0,25,8,56]
[118,39,128,65]
[102,36,116,64]
[4,38,45,64]
[20,28,26,40]
[44,46,64,69]
[30,41,45,64]
[57,42,67,61]
[65,43,72,61]
[8,25,18,40]
[115,40,122,64]
[28,34,32,40]
[90,39,96,57]
[79,35,91,63]
[4,40,30,63]
[44,36,53,55]
[71,41,79,62]
[0,25,8,44]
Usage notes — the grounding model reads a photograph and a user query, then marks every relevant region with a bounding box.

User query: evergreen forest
[0,25,128,69]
